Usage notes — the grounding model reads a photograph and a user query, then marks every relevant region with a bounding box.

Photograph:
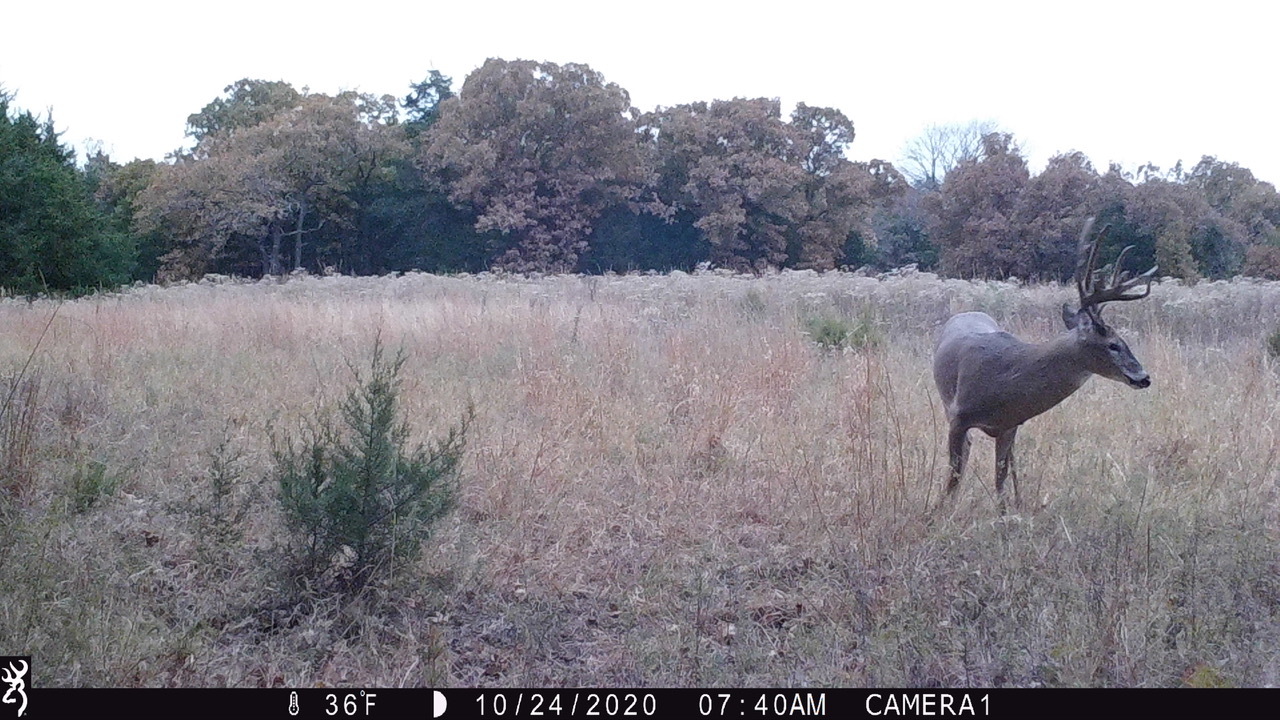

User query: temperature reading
[325,690,378,716]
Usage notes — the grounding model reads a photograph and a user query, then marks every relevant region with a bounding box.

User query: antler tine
[1094,222,1112,248]
[1108,244,1133,288]
[1075,218,1158,312]
[1087,250,1158,305]
[1074,217,1099,302]
[1113,263,1158,301]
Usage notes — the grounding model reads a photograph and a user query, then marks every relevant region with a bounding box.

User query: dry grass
[0,268,1277,687]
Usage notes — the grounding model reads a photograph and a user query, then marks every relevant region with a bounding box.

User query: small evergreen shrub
[273,339,470,592]
[188,423,255,560]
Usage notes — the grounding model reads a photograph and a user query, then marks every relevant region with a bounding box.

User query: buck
[932,218,1157,505]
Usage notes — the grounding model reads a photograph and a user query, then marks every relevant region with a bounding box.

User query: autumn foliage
[5,59,1280,290]
[421,59,647,272]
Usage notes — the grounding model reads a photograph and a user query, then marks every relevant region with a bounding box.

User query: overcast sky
[3,1,1276,183]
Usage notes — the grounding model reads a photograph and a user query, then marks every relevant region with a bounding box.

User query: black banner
[13,687,1270,719]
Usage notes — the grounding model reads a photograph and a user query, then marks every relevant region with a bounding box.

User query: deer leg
[946,425,971,495]
[995,427,1020,507]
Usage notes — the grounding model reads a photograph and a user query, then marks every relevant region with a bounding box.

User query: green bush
[802,312,882,352]
[68,459,120,514]
[273,339,470,592]
[1267,326,1280,360]
[188,423,255,560]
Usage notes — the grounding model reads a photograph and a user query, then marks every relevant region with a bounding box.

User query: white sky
[3,1,1277,184]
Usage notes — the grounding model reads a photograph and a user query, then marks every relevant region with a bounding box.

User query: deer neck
[1023,332,1094,407]
[980,331,1096,432]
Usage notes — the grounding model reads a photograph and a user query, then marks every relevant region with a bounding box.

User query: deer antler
[1075,217,1158,315]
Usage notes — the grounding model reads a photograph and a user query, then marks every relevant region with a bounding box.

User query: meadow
[1,268,1277,687]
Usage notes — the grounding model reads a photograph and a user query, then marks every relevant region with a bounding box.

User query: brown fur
[933,309,1149,504]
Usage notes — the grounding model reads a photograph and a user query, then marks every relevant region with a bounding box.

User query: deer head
[1060,218,1158,389]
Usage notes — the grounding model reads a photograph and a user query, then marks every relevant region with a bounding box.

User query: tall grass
[0,269,1277,687]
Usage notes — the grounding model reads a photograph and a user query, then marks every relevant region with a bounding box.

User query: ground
[1,269,1277,687]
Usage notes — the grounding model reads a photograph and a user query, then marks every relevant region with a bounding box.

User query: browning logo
[0,658,27,718]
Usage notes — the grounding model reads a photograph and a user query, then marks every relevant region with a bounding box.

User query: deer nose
[1131,375,1151,389]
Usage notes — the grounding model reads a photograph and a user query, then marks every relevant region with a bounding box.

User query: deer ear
[1062,304,1079,329]
[1075,308,1105,335]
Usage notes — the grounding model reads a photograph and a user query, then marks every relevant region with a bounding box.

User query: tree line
[4,58,1280,294]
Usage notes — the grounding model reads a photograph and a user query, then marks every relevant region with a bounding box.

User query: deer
[932,217,1157,506]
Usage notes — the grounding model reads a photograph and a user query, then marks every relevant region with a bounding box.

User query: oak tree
[929,133,1030,278]
[138,91,409,278]
[641,99,876,271]
[186,79,302,143]
[1011,151,1105,280]
[421,59,647,272]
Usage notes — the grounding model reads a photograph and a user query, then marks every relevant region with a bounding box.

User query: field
[1,268,1278,688]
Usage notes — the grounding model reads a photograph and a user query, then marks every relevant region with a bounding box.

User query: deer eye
[1107,343,1122,352]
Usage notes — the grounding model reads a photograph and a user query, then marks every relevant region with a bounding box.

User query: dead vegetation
[0,269,1277,687]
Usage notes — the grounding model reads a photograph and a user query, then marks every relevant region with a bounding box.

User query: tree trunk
[293,195,307,271]
[266,221,284,276]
